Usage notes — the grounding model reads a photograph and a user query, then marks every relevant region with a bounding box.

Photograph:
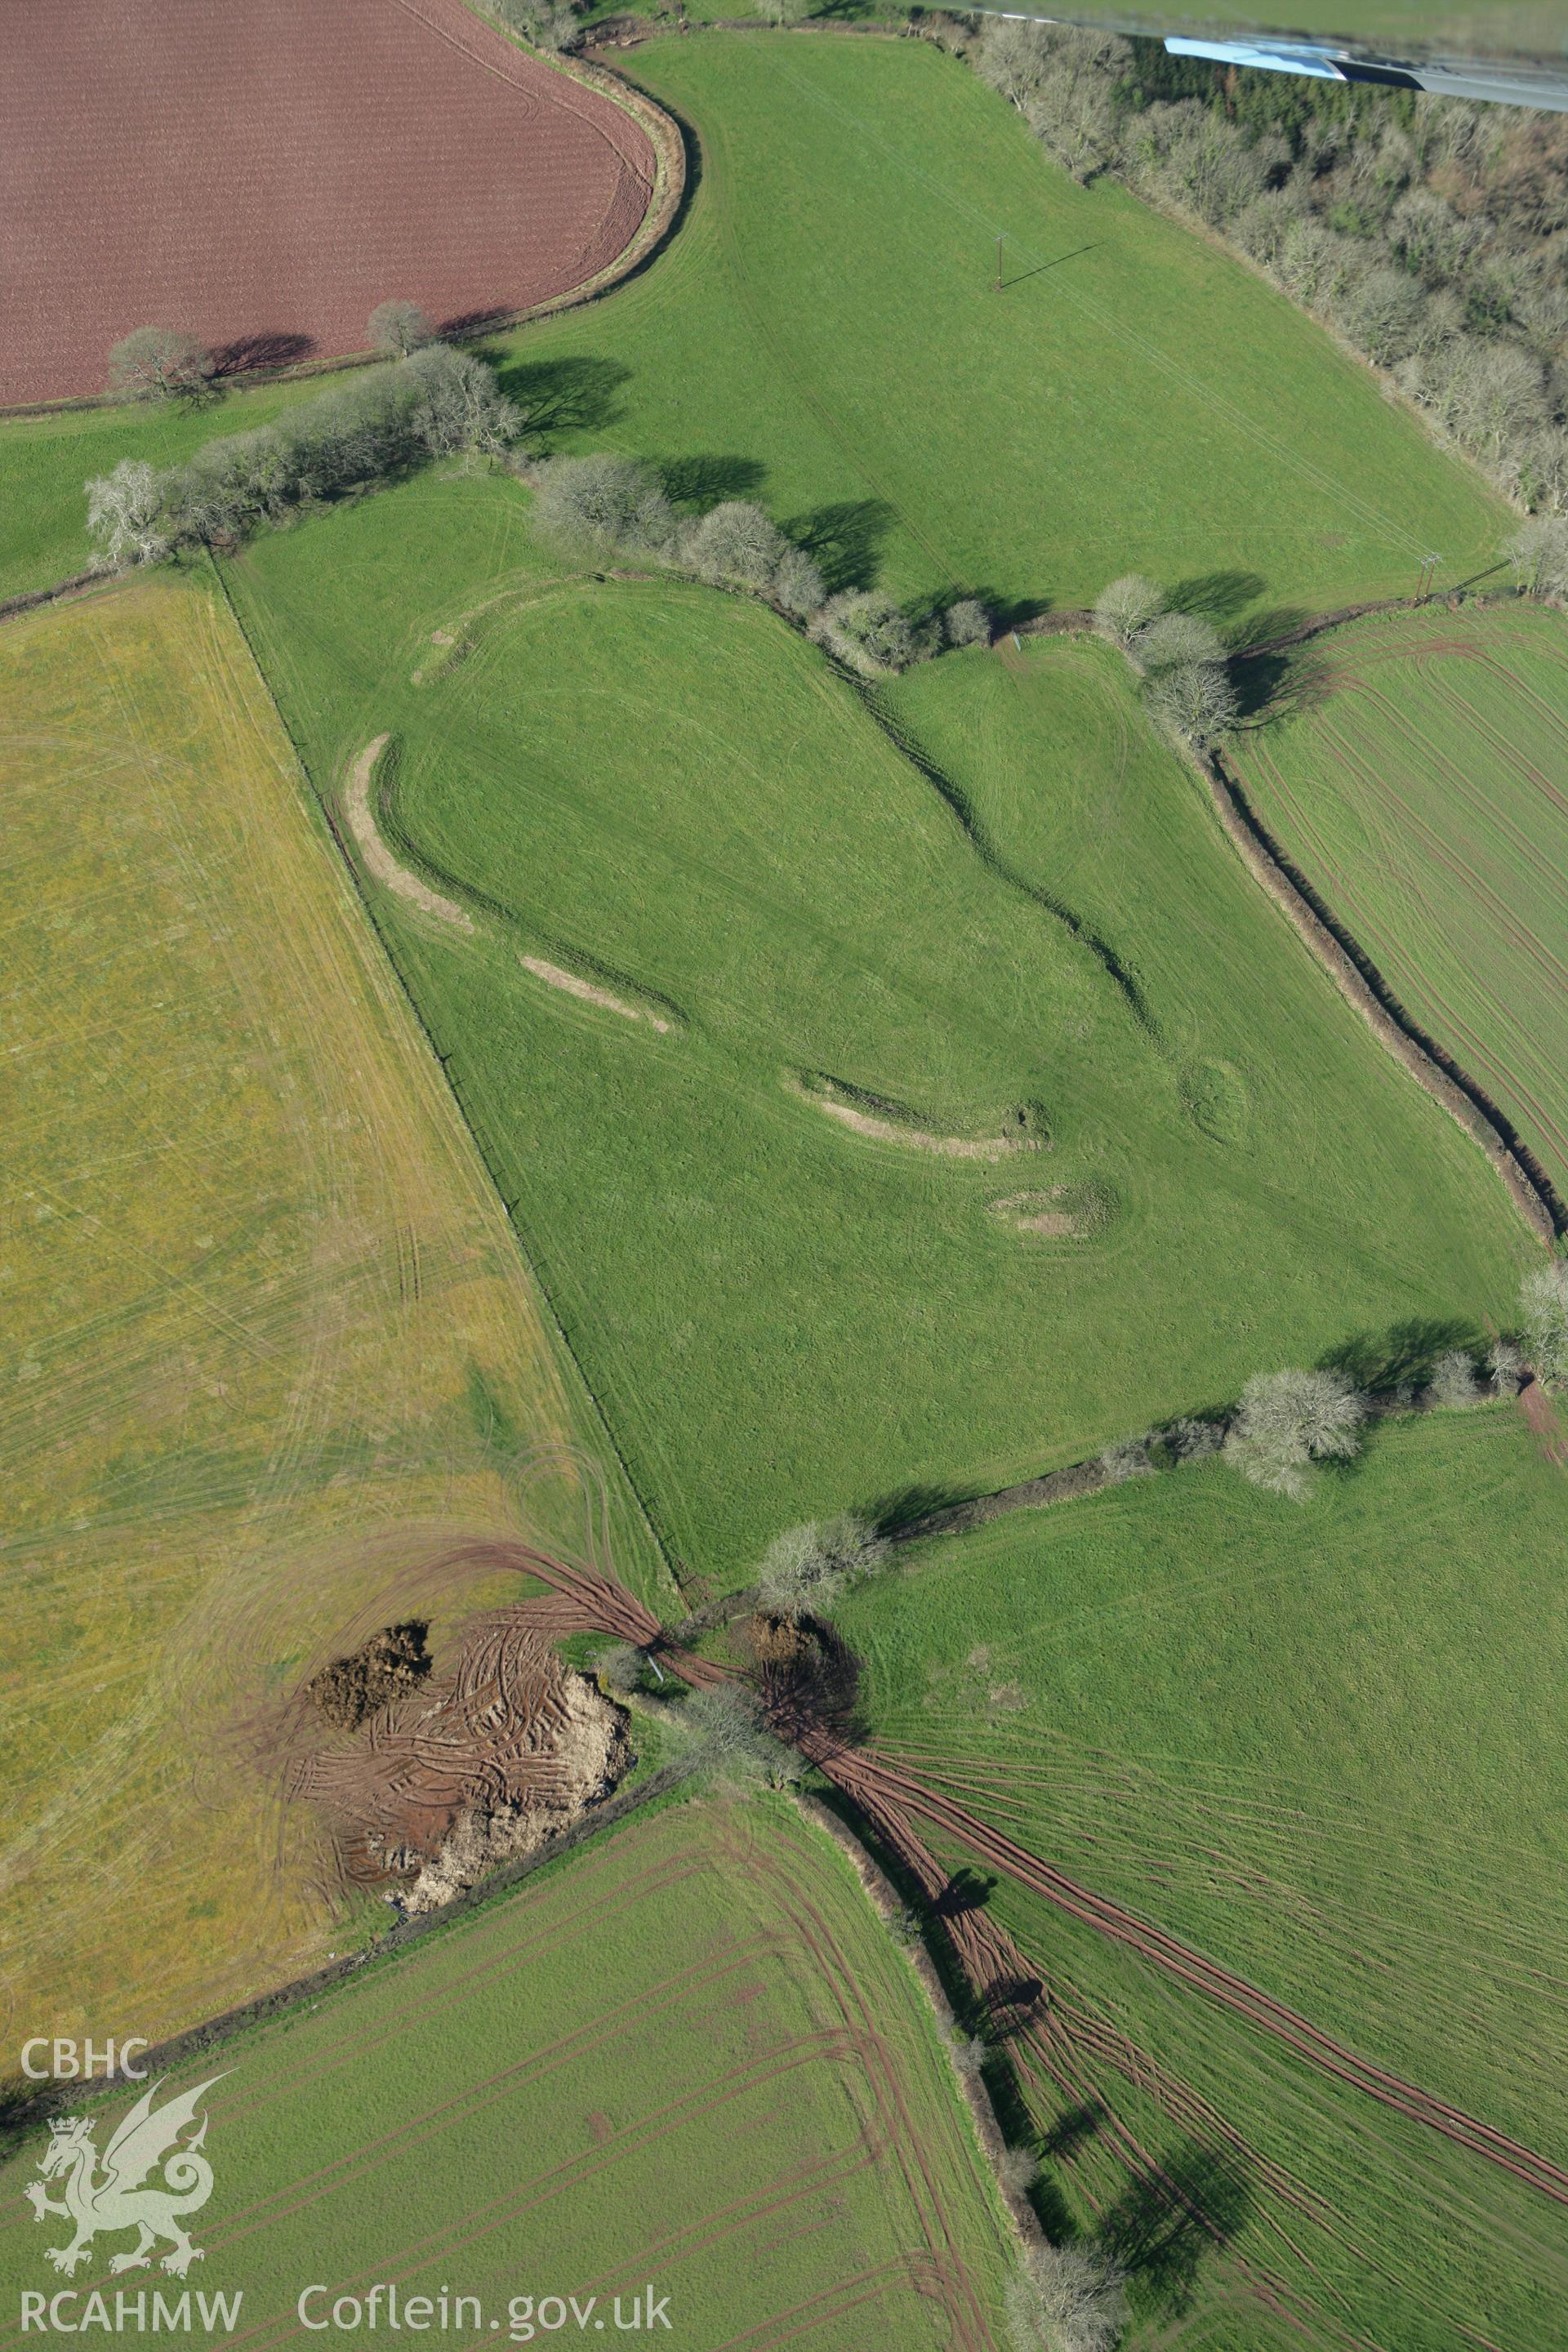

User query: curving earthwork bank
[520,953,675,1031]
[344,734,474,929]
[791,1072,1045,1160]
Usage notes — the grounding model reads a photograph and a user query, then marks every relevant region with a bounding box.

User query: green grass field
[480,34,1501,621]
[0,1797,1013,2352]
[0,36,1503,621]
[836,1405,1568,2350]
[222,472,1527,1588]
[1227,600,1568,1200]
[6,27,1561,2350]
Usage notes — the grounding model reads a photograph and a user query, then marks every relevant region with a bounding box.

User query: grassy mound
[837,1405,1568,2350]
[225,476,1525,1588]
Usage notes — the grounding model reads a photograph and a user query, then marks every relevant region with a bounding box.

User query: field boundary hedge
[793,1791,1049,2255]
[1000,594,1564,1246]
[1200,737,1562,1244]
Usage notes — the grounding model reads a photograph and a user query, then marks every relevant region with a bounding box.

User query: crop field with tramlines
[1227,601,1568,1200]
[831,1407,1568,2350]
[0,570,658,2045]
[0,1797,1013,2350]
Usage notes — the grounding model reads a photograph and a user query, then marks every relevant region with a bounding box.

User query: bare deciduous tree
[678,1685,800,1789]
[1145,658,1237,745]
[1521,1260,1568,1388]
[592,1642,646,1698]
[531,452,675,558]
[1429,1347,1484,1408]
[810,590,934,677]
[84,460,170,564]
[1093,574,1163,649]
[755,1513,889,1619]
[682,499,792,590]
[1506,514,1568,599]
[403,343,523,457]
[1131,609,1225,675]
[1224,1365,1365,1500]
[1005,2244,1129,2352]
[949,2034,987,2079]
[770,541,827,617]
[106,327,213,403]
[367,300,434,358]
[943,596,992,647]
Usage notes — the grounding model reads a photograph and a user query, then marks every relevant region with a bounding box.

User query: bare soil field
[2,0,655,407]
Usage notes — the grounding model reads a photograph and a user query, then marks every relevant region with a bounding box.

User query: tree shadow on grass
[1169,569,1267,624]
[1043,2102,1103,2163]
[494,353,630,438]
[869,1478,987,1539]
[785,497,896,595]
[1230,637,1331,722]
[1099,2143,1251,2314]
[1319,1314,1482,1399]
[933,1866,997,1920]
[658,452,767,510]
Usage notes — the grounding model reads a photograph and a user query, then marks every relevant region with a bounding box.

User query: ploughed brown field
[2,0,655,407]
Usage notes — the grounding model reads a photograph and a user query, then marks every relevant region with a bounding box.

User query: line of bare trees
[85,323,521,565]
[530,450,991,672]
[1091,572,1237,745]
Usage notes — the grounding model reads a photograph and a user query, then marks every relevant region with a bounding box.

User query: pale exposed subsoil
[290,1602,632,1909]
[519,953,672,1031]
[344,735,473,929]
[991,1189,1079,1236]
[791,1080,1042,1160]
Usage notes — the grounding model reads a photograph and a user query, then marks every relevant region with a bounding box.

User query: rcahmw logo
[22,2077,234,2303]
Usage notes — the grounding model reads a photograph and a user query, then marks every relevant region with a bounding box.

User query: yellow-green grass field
[0,1797,1014,2352]
[838,1406,1568,2351]
[1227,600,1568,1200]
[0,571,664,2051]
[223,470,1530,1589]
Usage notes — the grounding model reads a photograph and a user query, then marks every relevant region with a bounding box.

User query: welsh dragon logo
[24,2077,225,2278]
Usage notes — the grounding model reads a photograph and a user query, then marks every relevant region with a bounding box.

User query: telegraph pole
[995,235,1004,293]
